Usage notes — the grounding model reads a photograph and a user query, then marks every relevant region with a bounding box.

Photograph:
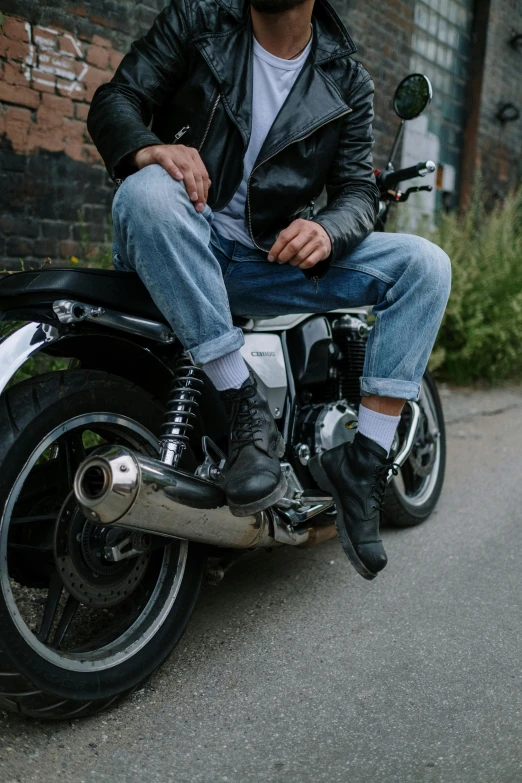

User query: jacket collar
[194,0,356,153]
[213,0,357,62]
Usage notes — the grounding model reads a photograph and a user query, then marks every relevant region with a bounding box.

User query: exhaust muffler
[73,445,275,549]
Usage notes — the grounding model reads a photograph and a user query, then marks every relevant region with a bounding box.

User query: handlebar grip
[378,161,435,190]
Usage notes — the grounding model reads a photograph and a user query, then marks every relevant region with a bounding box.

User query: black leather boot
[309,432,393,580]
[220,372,287,517]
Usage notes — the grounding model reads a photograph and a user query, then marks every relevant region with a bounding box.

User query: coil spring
[160,355,204,464]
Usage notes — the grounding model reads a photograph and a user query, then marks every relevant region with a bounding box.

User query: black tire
[383,370,446,528]
[0,370,206,720]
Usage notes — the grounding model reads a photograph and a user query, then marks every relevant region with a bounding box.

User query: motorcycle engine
[294,314,370,463]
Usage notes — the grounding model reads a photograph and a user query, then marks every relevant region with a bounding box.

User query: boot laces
[370,462,399,512]
[230,387,262,447]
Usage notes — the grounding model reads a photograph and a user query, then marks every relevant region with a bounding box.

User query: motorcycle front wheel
[383,370,446,528]
[0,370,206,719]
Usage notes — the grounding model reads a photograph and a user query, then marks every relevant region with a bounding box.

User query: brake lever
[397,185,433,202]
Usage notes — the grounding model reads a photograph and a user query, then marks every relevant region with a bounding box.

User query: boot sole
[228,472,288,517]
[308,453,378,581]
[228,434,287,518]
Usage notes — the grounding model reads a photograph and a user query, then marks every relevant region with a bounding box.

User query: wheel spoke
[10,512,58,527]
[50,594,80,649]
[58,431,86,489]
[37,573,64,643]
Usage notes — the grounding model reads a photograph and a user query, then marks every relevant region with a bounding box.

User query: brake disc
[54,493,150,608]
[408,440,436,477]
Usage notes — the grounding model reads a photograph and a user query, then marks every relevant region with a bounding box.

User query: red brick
[109,50,124,70]
[0,35,30,61]
[2,61,29,86]
[59,34,83,58]
[63,118,87,143]
[91,34,113,49]
[83,66,109,101]
[41,92,74,118]
[86,44,110,69]
[3,106,31,153]
[74,102,90,121]
[57,79,86,100]
[32,75,57,94]
[64,142,84,161]
[4,15,30,42]
[0,81,40,109]
[35,104,64,132]
[27,124,65,153]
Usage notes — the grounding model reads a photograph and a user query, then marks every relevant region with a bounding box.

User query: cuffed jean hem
[187,326,245,366]
[360,377,421,401]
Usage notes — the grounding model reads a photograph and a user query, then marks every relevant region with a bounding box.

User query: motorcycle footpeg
[195,435,227,484]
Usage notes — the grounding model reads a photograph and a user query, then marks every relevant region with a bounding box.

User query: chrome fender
[0,322,60,396]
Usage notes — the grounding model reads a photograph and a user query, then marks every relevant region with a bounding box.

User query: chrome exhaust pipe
[73,445,275,549]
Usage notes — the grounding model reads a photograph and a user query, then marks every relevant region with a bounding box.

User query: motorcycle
[0,73,445,719]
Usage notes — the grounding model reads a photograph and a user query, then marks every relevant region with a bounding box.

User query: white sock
[202,350,250,391]
[357,404,400,455]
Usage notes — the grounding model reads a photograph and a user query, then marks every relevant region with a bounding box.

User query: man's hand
[267,219,331,269]
[133,144,211,212]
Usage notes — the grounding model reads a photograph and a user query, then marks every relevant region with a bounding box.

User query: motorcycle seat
[0,268,252,328]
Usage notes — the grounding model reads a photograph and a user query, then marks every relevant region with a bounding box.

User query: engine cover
[298,399,359,458]
[315,400,358,452]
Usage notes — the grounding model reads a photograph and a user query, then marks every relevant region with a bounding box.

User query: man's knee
[400,235,451,298]
[112,164,188,226]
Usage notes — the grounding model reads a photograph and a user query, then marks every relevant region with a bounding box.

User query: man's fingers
[202,171,211,202]
[268,223,302,262]
[192,168,205,210]
[180,165,198,204]
[287,239,320,266]
[157,152,183,181]
[187,149,211,205]
[277,232,312,264]
[298,249,324,269]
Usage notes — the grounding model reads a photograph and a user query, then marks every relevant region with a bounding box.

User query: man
[88,0,451,580]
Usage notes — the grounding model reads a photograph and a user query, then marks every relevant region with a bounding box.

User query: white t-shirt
[212,34,312,248]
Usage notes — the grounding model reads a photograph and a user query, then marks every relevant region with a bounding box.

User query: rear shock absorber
[160,353,204,467]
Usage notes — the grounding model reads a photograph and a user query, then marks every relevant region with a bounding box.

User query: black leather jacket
[88,0,380,277]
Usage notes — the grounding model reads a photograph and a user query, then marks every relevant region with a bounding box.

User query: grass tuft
[424,186,522,384]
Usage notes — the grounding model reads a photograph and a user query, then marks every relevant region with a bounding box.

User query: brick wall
[476,0,522,200]
[0,2,162,270]
[0,0,418,271]
[336,0,415,167]
[1,0,519,271]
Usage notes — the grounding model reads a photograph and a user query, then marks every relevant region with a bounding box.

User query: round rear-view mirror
[393,74,433,121]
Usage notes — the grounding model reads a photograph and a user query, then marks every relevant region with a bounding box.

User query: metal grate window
[411,0,475,206]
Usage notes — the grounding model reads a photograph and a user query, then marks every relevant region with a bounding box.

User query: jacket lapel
[253,41,352,167]
[194,0,357,157]
[194,19,254,149]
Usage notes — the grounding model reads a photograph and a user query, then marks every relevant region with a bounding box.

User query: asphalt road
[1,386,521,783]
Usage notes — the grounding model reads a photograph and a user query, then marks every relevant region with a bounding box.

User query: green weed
[426,187,522,384]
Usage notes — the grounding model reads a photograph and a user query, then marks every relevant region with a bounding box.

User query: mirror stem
[386,120,405,171]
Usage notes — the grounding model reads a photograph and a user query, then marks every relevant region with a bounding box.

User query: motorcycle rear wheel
[0,370,206,719]
[383,370,446,528]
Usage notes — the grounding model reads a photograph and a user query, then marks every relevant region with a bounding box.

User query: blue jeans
[112,164,451,400]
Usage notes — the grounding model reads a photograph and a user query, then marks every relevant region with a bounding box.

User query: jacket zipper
[198,94,221,152]
[173,124,190,143]
[246,108,352,255]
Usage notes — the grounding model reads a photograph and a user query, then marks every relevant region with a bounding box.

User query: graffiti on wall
[24,24,89,94]
[0,14,124,163]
